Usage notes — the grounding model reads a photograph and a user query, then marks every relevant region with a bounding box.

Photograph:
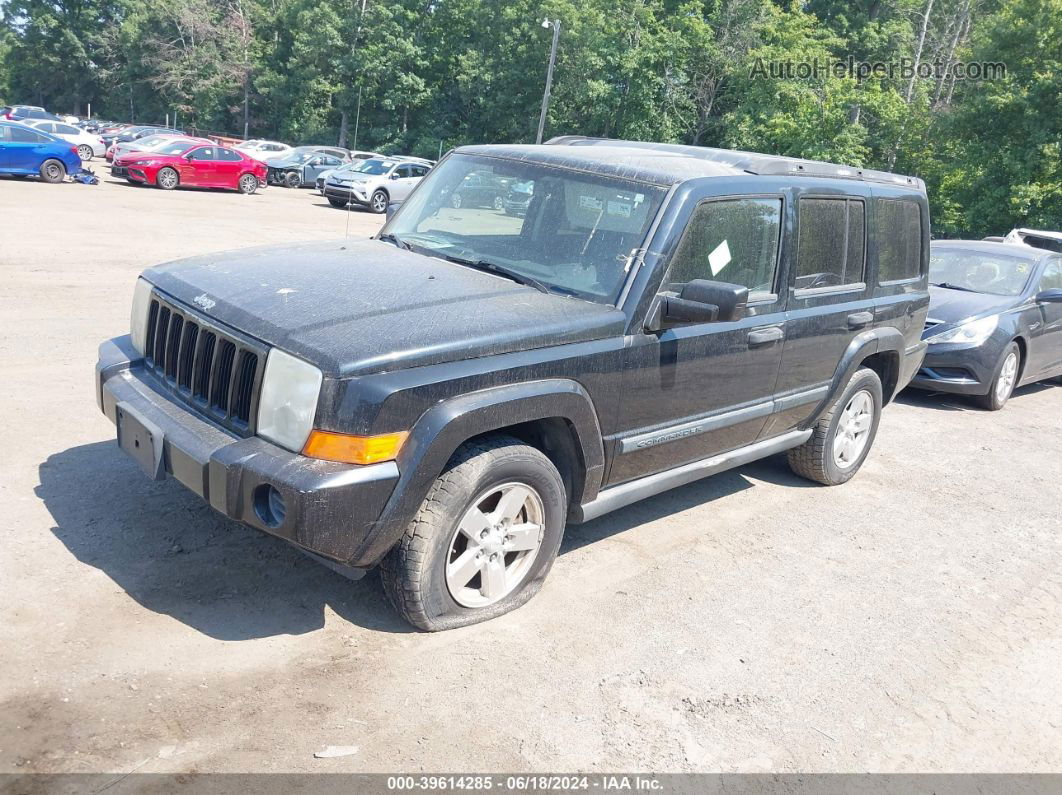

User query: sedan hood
[145,239,625,377]
[927,285,1017,326]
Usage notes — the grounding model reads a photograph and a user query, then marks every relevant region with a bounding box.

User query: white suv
[322,157,433,213]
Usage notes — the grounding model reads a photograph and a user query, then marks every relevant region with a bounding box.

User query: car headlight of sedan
[129,277,154,354]
[256,348,323,453]
[926,314,999,345]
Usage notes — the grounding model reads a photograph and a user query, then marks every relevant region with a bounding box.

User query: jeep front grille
[143,292,264,433]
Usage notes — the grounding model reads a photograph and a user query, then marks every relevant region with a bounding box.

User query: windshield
[385,153,665,304]
[344,158,397,176]
[153,141,195,156]
[929,247,1036,296]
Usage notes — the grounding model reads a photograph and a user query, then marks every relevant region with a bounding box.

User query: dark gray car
[909,240,1062,409]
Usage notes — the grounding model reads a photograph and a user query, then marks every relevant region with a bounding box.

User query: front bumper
[324,184,369,206]
[908,341,998,396]
[96,336,399,569]
[111,164,128,177]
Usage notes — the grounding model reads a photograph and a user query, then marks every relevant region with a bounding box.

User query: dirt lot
[2,173,1060,775]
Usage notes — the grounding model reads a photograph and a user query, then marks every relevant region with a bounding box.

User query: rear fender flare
[807,328,905,426]
[350,379,604,567]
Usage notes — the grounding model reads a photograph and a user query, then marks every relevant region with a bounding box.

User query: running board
[571,429,812,523]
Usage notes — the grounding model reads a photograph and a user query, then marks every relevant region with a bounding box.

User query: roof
[455,143,744,187]
[1008,228,1062,241]
[932,239,1052,259]
[547,137,927,190]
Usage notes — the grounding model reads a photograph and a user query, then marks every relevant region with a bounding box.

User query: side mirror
[386,201,403,220]
[1036,287,1062,303]
[648,279,749,331]
[390,172,400,180]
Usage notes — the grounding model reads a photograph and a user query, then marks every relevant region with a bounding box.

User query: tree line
[1,0,1059,236]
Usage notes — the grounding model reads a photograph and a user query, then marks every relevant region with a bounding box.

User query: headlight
[256,348,323,452]
[927,314,999,345]
[129,277,154,354]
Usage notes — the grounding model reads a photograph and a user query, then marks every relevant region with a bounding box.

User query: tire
[77,144,93,161]
[39,159,66,184]
[369,189,388,214]
[788,367,883,486]
[493,195,504,211]
[237,173,259,194]
[156,167,179,190]
[974,342,1020,411]
[380,435,567,631]
[450,192,462,209]
[284,170,301,188]
[328,197,348,208]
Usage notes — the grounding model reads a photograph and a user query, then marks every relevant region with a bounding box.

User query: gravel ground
[2,173,1060,775]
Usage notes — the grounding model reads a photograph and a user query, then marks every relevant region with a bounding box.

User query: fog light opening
[253,484,287,528]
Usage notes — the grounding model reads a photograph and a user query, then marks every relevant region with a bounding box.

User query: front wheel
[974,342,1020,411]
[156,167,179,190]
[380,435,567,631]
[493,195,504,211]
[788,367,883,486]
[369,189,388,214]
[39,159,66,183]
[77,144,93,161]
[284,170,301,188]
[237,173,259,194]
[328,197,348,208]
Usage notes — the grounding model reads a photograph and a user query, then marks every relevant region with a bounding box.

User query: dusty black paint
[97,139,932,570]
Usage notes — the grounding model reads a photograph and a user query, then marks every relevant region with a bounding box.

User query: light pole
[535,18,561,144]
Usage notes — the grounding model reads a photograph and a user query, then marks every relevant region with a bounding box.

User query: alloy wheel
[77,145,92,161]
[371,192,387,212]
[833,389,874,469]
[445,482,545,608]
[995,351,1018,403]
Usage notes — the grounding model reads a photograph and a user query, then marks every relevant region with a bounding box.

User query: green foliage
[1,0,1056,235]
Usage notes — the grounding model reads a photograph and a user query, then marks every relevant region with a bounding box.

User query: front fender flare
[349,379,604,567]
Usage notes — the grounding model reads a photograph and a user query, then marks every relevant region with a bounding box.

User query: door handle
[747,326,784,347]
[847,311,874,329]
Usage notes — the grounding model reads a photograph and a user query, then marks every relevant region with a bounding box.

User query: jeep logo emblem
[193,293,216,310]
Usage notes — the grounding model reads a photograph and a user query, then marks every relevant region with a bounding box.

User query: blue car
[0,120,81,182]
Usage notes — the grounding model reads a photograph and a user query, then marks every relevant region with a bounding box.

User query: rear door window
[216,148,242,161]
[876,199,923,282]
[9,126,47,143]
[795,198,866,290]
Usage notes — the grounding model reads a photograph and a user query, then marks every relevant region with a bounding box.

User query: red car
[125,142,267,193]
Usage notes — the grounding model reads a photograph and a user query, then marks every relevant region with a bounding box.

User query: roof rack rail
[544,136,924,190]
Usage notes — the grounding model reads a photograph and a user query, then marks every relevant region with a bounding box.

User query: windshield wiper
[377,232,411,250]
[441,254,550,293]
[932,282,978,292]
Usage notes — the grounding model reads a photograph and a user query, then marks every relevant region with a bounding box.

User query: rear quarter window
[876,199,923,282]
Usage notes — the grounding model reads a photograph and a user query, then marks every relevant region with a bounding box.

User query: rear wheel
[156,167,179,190]
[77,144,93,161]
[39,159,66,184]
[974,342,1020,411]
[788,367,883,486]
[369,189,388,214]
[237,173,259,194]
[380,435,566,631]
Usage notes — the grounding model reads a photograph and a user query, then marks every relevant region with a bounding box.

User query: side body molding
[349,379,605,567]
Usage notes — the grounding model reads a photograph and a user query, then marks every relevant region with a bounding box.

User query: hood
[927,285,1019,326]
[265,154,308,167]
[145,239,625,377]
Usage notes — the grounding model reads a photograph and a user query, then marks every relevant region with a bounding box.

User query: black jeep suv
[96,137,930,630]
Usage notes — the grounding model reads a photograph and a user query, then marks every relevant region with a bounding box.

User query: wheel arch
[350,379,604,567]
[807,328,905,426]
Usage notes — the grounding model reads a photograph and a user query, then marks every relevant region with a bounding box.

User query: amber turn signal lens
[302,430,408,465]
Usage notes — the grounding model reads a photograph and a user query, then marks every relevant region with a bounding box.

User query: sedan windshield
[384,153,665,304]
[929,247,1037,296]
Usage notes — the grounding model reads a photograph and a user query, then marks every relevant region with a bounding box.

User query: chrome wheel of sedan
[156,167,178,190]
[445,482,545,608]
[995,350,1018,403]
[833,389,874,470]
[77,144,93,161]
